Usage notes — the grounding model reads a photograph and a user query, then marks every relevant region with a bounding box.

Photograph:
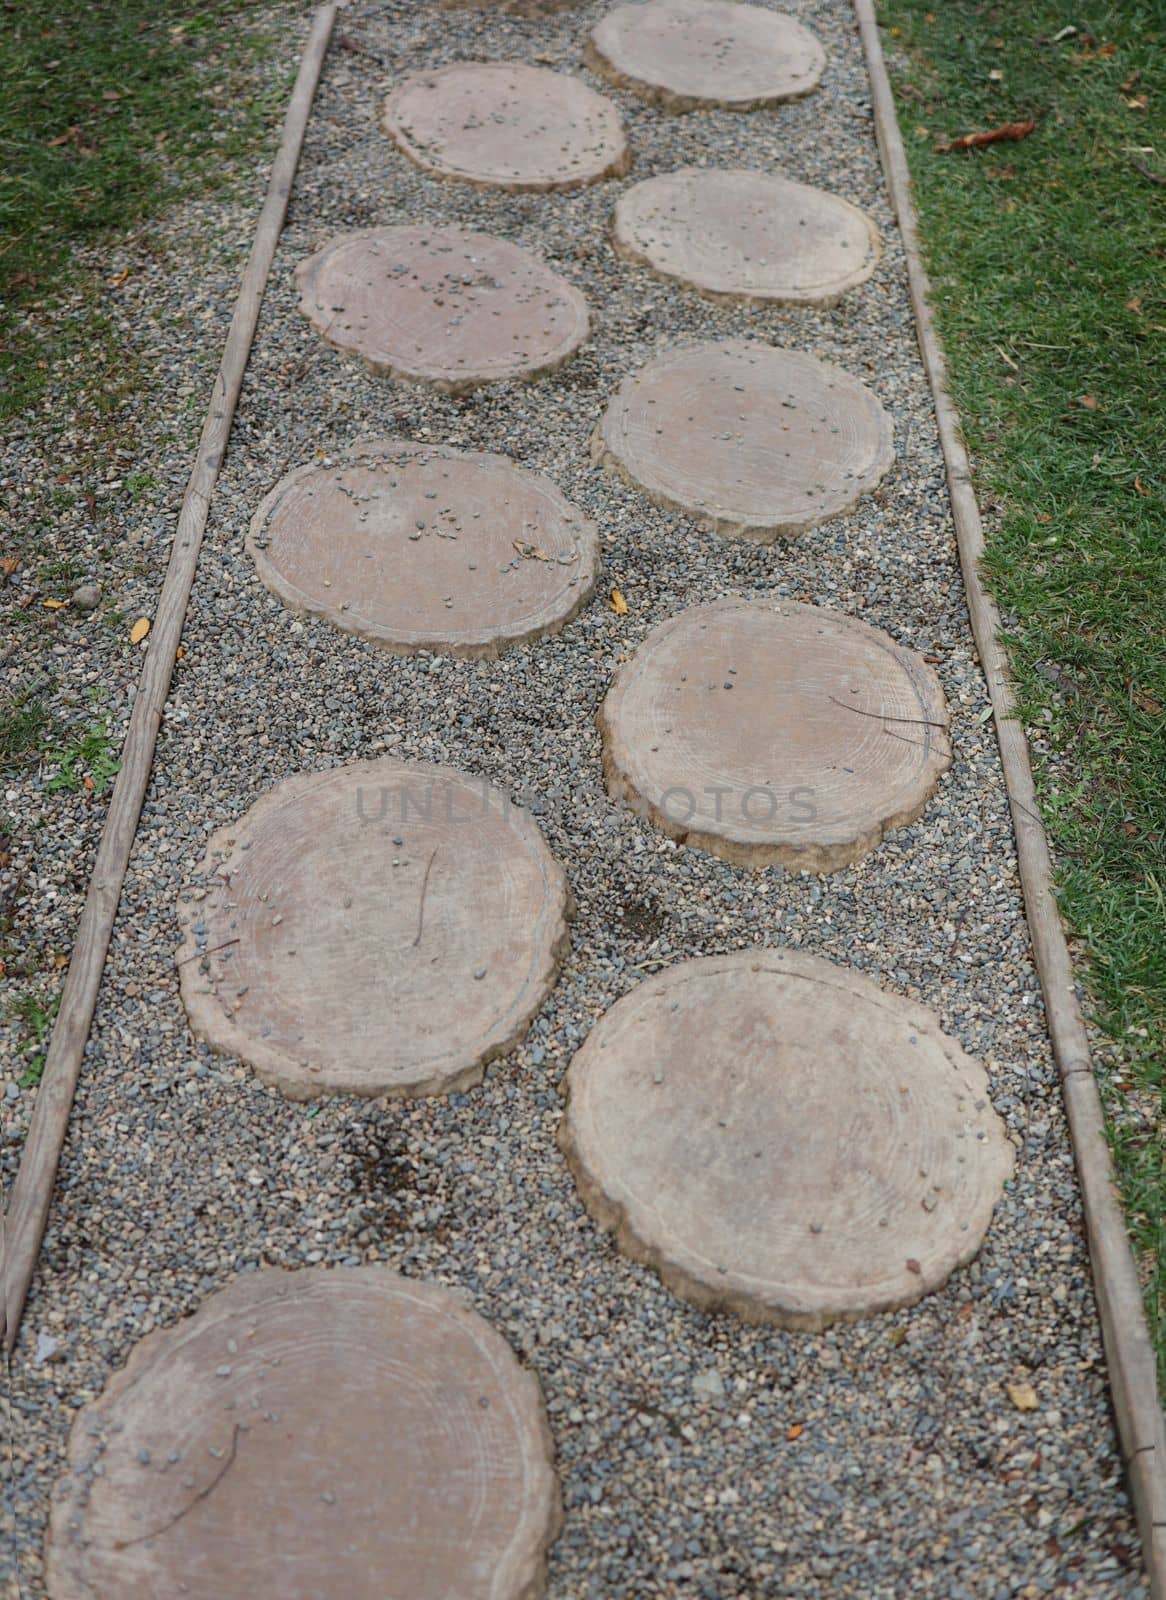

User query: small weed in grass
[10,989,61,1087]
[44,694,121,796]
[125,471,159,502]
[880,0,1166,1381]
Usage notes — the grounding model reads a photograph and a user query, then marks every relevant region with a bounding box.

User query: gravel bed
[4,1,1147,1595]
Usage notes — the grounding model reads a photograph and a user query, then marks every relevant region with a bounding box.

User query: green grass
[879,1,1166,1381]
[44,705,121,797]
[0,0,286,424]
[10,991,61,1088]
[0,692,53,774]
[0,3,293,1085]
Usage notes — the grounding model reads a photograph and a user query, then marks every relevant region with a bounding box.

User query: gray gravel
[2,1,1148,1595]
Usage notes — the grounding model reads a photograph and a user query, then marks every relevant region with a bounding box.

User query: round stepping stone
[177,758,569,1100]
[587,0,825,112]
[295,226,589,392]
[47,1268,561,1600]
[559,950,1013,1328]
[248,441,600,657]
[593,339,893,539]
[612,168,880,307]
[382,63,630,191]
[600,597,950,871]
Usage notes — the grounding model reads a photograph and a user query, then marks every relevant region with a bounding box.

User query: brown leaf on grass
[1135,475,1151,496]
[46,125,97,156]
[934,119,1036,153]
[1120,70,1141,92]
[1075,394,1098,410]
[1125,94,1149,111]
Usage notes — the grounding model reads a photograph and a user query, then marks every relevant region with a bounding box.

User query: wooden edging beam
[1,2,342,1352]
[853,3,1166,1591]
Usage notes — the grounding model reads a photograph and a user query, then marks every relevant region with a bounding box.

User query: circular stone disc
[382,63,630,191]
[176,759,569,1100]
[46,1269,561,1600]
[587,0,825,111]
[612,168,880,306]
[559,951,1014,1328]
[600,597,950,871]
[593,339,893,539]
[247,441,600,657]
[295,226,589,391]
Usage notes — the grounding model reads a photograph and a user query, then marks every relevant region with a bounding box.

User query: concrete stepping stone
[587,0,825,111]
[382,62,630,191]
[248,441,600,658]
[296,226,588,392]
[47,1268,561,1600]
[177,758,569,1100]
[612,167,880,306]
[593,339,893,540]
[559,950,1013,1328]
[600,597,950,870]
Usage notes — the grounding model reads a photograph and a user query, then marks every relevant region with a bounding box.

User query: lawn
[878,0,1166,1381]
[0,0,291,1070]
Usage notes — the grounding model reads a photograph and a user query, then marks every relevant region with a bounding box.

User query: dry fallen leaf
[905,1258,922,1276]
[1135,475,1151,496]
[935,119,1036,153]
[1127,296,1143,314]
[1121,70,1142,92]
[43,598,66,610]
[610,588,629,616]
[1125,95,1149,111]
[1006,1381,1039,1411]
[1077,394,1098,409]
[130,617,151,644]
[786,1423,804,1442]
